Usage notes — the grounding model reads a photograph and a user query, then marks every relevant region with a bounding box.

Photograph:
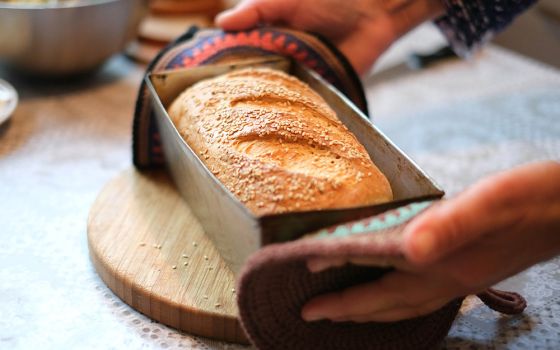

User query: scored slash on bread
[168,68,393,216]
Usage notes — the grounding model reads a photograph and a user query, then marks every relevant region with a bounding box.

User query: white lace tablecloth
[1,41,559,349]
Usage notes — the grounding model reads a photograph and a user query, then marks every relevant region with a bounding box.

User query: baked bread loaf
[168,67,392,216]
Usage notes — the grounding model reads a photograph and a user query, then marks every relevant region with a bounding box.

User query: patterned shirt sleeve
[435,0,538,56]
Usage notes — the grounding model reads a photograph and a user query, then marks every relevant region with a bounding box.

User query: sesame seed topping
[170,67,384,216]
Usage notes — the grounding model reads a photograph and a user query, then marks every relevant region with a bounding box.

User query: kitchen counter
[1,34,559,349]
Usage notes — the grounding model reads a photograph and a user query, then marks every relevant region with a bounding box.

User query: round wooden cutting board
[87,168,248,344]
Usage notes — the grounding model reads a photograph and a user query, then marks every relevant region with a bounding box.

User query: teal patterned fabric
[314,201,433,239]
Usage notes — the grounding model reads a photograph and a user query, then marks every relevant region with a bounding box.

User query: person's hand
[215,0,445,74]
[301,161,560,323]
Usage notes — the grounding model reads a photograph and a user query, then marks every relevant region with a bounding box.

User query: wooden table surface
[1,26,560,349]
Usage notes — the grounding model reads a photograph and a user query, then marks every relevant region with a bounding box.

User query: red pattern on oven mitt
[236,201,526,350]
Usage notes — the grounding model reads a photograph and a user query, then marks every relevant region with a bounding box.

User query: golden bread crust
[168,68,393,215]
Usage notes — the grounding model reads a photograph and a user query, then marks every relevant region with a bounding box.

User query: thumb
[404,162,560,265]
[402,199,484,266]
[215,0,293,31]
[403,172,524,265]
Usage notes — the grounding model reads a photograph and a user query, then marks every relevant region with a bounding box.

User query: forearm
[343,0,446,72]
[378,0,446,40]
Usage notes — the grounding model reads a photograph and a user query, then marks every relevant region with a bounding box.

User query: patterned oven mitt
[237,201,527,350]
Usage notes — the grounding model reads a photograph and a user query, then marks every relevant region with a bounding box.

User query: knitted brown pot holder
[236,201,526,350]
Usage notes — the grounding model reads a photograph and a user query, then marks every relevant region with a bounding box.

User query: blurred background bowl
[0,0,147,76]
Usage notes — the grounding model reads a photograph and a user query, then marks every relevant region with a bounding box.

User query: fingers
[304,162,560,324]
[387,0,445,40]
[301,270,457,322]
[215,0,294,30]
[215,2,260,30]
[334,297,450,323]
[307,255,413,273]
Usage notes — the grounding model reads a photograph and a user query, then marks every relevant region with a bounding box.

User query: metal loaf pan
[146,56,444,274]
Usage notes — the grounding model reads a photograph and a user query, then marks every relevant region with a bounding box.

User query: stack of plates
[127,0,224,63]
